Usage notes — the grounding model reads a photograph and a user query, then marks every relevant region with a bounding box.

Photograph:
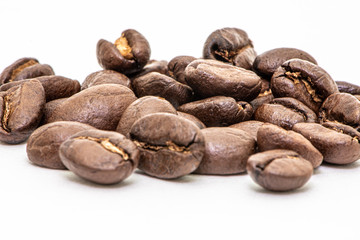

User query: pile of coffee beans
[1,27,359,191]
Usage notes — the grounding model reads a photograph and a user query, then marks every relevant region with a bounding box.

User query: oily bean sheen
[203,27,256,70]
[130,113,205,179]
[131,72,193,108]
[254,97,317,129]
[229,120,265,141]
[185,59,262,101]
[60,129,139,184]
[257,123,323,168]
[177,111,206,129]
[46,84,137,130]
[271,59,338,112]
[336,81,360,95]
[116,96,177,137]
[247,149,313,192]
[82,70,131,90]
[178,96,253,127]
[96,29,151,75]
[0,80,45,144]
[168,56,197,84]
[319,93,360,128]
[128,60,169,80]
[293,122,360,165]
[194,127,255,175]
[253,48,317,78]
[26,121,95,169]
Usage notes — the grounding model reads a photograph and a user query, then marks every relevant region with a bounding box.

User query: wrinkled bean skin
[82,70,131,90]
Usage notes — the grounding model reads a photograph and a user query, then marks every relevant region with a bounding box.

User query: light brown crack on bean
[285,71,322,103]
[75,136,129,160]
[114,35,134,60]
[1,95,12,132]
[214,44,252,64]
[134,140,191,153]
[8,59,38,83]
[258,89,272,97]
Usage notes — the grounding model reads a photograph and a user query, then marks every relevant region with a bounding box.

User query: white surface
[1,0,360,239]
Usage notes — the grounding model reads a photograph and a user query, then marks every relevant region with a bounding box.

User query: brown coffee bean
[271,59,338,112]
[27,121,95,169]
[203,27,256,70]
[257,123,323,168]
[177,111,206,129]
[168,55,197,84]
[40,98,67,125]
[194,127,255,175]
[247,149,313,192]
[81,70,131,90]
[130,113,205,179]
[46,84,137,130]
[293,122,360,165]
[249,92,274,112]
[128,60,169,80]
[336,81,360,95]
[0,79,45,144]
[60,129,139,184]
[96,29,151,75]
[178,96,253,127]
[253,48,317,78]
[229,120,265,141]
[185,59,262,101]
[116,96,177,137]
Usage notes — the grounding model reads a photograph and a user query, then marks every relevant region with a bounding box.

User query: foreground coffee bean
[336,81,360,95]
[293,122,360,165]
[0,57,54,85]
[168,55,197,84]
[257,123,323,168]
[271,59,338,112]
[27,121,95,169]
[247,149,313,192]
[194,127,255,175]
[229,120,265,141]
[177,111,206,129]
[130,113,205,179]
[253,48,317,78]
[60,129,139,184]
[185,59,261,101]
[0,79,45,144]
[178,96,253,127]
[203,27,256,70]
[81,70,131,90]
[96,29,151,75]
[46,84,137,130]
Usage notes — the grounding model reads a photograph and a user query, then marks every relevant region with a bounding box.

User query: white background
[1,0,360,239]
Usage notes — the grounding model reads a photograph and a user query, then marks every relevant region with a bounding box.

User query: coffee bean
[203,27,256,70]
[185,59,261,101]
[116,96,177,137]
[178,96,253,127]
[82,70,131,90]
[131,72,193,108]
[194,127,255,175]
[130,113,205,179]
[249,92,274,112]
[0,79,45,144]
[27,121,95,169]
[336,81,360,95]
[229,120,265,141]
[96,29,150,75]
[271,59,338,112]
[46,84,137,130]
[128,60,169,80]
[177,111,206,129]
[254,97,317,129]
[247,149,313,191]
[293,122,360,165]
[257,123,323,168]
[168,55,197,84]
[60,129,139,184]
[253,48,317,78]
[41,98,67,125]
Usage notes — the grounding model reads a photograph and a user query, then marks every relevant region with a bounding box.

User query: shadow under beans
[249,182,312,195]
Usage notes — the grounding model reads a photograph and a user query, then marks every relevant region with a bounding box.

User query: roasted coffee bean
[185,59,261,101]
[336,81,360,95]
[130,113,205,179]
[257,123,323,168]
[194,127,255,175]
[178,96,253,127]
[60,129,139,184]
[293,122,360,165]
[271,59,338,112]
[116,96,177,137]
[168,55,197,84]
[319,93,360,128]
[81,70,131,90]
[254,97,317,129]
[249,91,274,112]
[253,48,317,78]
[96,29,151,75]
[247,149,313,192]
[27,121,95,169]
[0,79,45,144]
[41,98,67,125]
[177,111,206,129]
[46,84,137,130]
[203,27,256,70]
[128,60,169,80]
[131,72,193,108]
[0,75,80,102]
[229,120,265,141]
[0,57,54,85]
